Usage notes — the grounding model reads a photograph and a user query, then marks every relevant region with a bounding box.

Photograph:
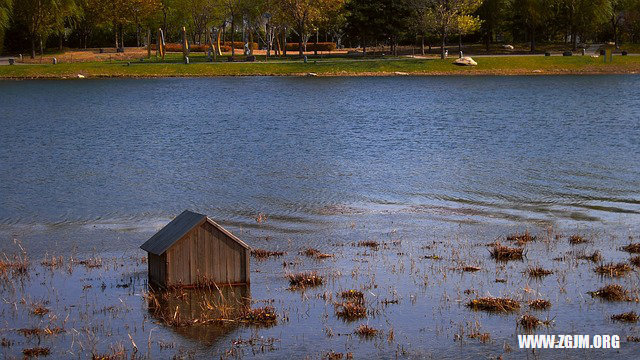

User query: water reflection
[147,285,250,345]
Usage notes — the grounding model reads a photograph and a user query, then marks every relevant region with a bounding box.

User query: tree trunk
[421,35,425,55]
[458,33,462,52]
[283,28,287,56]
[530,26,536,53]
[115,24,119,49]
[31,36,36,59]
[298,23,304,56]
[440,34,446,59]
[59,32,63,52]
[231,18,235,57]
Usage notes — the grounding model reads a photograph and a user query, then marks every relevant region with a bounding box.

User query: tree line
[1,0,640,59]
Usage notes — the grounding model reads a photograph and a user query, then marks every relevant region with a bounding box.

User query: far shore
[1,52,640,79]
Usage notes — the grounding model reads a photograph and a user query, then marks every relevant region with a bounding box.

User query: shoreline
[1,56,640,79]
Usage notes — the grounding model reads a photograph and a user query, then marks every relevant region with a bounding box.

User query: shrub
[284,42,337,52]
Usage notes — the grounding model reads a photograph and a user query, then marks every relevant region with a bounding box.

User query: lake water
[1,76,640,359]
[1,76,639,255]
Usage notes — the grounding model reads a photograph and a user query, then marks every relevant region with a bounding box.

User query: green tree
[420,0,483,59]
[476,0,504,50]
[510,0,549,52]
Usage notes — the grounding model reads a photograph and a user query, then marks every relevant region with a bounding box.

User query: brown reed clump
[22,347,50,357]
[336,301,367,321]
[241,306,277,326]
[611,311,639,323]
[527,266,553,278]
[588,284,630,301]
[595,262,633,277]
[622,243,640,254]
[466,297,520,313]
[357,241,379,250]
[340,289,364,303]
[288,272,324,289]
[301,248,333,259]
[519,314,542,330]
[30,305,49,316]
[354,324,379,338]
[529,299,552,310]
[490,244,524,261]
[18,328,42,337]
[251,249,285,259]
[631,256,640,267]
[462,266,482,272]
[569,234,588,245]
[0,256,29,276]
[578,251,602,262]
[507,231,537,245]
[468,331,491,343]
[76,258,102,269]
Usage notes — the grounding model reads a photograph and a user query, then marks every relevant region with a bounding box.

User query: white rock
[77,74,85,79]
[394,71,408,76]
[503,44,514,50]
[453,57,477,66]
[306,72,317,77]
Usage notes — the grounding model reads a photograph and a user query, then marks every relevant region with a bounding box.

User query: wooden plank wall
[165,222,248,286]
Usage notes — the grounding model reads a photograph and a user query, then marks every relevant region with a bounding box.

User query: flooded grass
[518,314,542,330]
[2,224,640,358]
[528,299,552,310]
[577,250,602,262]
[354,324,379,338]
[569,234,588,245]
[594,262,633,277]
[622,243,640,253]
[240,306,278,326]
[22,347,50,357]
[287,272,324,289]
[611,311,639,323]
[467,297,520,313]
[507,231,536,245]
[588,284,631,301]
[301,248,334,259]
[251,248,285,259]
[527,266,553,278]
[357,241,379,250]
[335,301,367,321]
[489,244,524,261]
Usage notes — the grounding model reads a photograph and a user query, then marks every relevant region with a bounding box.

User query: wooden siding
[164,221,248,286]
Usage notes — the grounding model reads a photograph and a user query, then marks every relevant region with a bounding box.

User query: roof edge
[205,217,251,249]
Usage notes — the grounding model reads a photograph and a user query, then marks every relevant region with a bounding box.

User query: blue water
[0,76,639,254]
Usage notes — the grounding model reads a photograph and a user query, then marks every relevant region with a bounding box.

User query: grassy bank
[2,54,640,78]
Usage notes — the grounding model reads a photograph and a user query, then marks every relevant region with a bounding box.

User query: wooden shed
[140,210,250,288]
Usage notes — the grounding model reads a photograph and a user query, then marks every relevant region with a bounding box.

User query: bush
[284,42,336,52]
[149,42,256,53]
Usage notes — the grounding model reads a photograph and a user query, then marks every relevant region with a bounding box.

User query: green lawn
[2,54,640,78]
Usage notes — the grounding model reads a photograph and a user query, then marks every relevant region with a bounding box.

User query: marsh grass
[251,249,285,259]
[287,272,324,289]
[569,235,588,245]
[611,311,639,323]
[490,244,524,261]
[527,266,553,278]
[301,248,334,259]
[528,299,552,310]
[589,284,631,301]
[594,263,633,277]
[22,347,50,357]
[354,324,379,338]
[518,314,542,330]
[240,306,278,326]
[335,301,367,321]
[507,231,536,245]
[466,297,520,313]
[577,251,602,262]
[622,243,640,254]
[340,290,364,303]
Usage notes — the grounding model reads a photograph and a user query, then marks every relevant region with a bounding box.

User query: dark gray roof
[140,210,250,255]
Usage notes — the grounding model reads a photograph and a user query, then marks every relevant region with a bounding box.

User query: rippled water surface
[1,76,639,254]
[1,76,640,359]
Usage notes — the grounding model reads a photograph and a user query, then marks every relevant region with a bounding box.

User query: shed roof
[140,210,249,255]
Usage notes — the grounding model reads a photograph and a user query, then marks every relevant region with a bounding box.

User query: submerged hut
[140,210,250,288]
